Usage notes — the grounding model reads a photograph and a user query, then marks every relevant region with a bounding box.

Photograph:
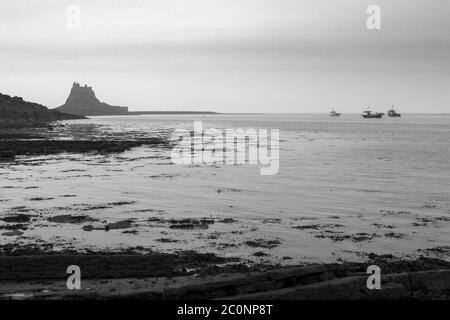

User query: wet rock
[105,220,132,231]
[0,140,147,157]
[372,223,396,229]
[0,224,28,231]
[253,251,268,257]
[1,230,24,236]
[419,246,450,258]
[134,209,165,214]
[169,218,214,230]
[80,204,112,211]
[219,218,238,224]
[262,218,282,224]
[1,214,33,223]
[82,225,94,232]
[155,238,180,243]
[351,233,379,242]
[293,224,318,230]
[385,232,404,239]
[381,210,412,215]
[107,201,136,206]
[48,215,97,224]
[315,233,351,242]
[293,224,324,230]
[122,229,139,234]
[29,197,54,201]
[244,239,281,249]
[0,150,15,160]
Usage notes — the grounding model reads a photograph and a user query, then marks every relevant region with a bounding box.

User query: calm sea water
[1,114,449,263]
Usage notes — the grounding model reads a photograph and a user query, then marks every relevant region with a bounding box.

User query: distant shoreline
[84,112,450,116]
[127,111,218,115]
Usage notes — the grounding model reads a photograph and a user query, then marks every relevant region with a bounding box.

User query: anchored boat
[388,106,401,117]
[362,108,384,119]
[329,109,341,117]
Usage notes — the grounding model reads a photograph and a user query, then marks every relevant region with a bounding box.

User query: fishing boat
[362,108,384,118]
[329,109,341,117]
[388,105,401,117]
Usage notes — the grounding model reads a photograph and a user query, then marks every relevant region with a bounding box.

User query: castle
[72,82,93,91]
[55,82,129,116]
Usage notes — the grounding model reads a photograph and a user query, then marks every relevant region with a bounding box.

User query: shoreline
[1,117,449,300]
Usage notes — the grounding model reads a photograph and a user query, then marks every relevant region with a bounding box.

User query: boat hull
[362,114,383,119]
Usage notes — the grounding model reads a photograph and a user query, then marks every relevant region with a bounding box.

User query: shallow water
[1,114,449,264]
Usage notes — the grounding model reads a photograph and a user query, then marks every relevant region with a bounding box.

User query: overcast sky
[1,0,449,113]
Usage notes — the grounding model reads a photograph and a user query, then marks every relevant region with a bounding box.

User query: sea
[1,113,449,264]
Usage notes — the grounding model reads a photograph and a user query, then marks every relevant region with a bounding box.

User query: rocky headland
[0,93,84,122]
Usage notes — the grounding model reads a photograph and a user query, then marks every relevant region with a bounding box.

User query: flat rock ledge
[0,255,449,300]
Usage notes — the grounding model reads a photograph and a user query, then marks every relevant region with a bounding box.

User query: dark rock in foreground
[0,252,448,299]
[0,93,85,122]
[0,138,168,159]
[55,82,129,116]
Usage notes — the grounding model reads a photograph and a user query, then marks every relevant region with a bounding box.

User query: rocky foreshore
[0,120,170,160]
[0,250,448,299]
[0,139,168,160]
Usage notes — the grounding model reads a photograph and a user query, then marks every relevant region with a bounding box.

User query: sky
[0,0,449,113]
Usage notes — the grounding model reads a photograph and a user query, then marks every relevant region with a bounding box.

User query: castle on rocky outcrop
[55,82,129,116]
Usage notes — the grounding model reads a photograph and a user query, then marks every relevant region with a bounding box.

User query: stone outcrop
[55,82,129,116]
[0,255,448,299]
[0,93,84,122]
